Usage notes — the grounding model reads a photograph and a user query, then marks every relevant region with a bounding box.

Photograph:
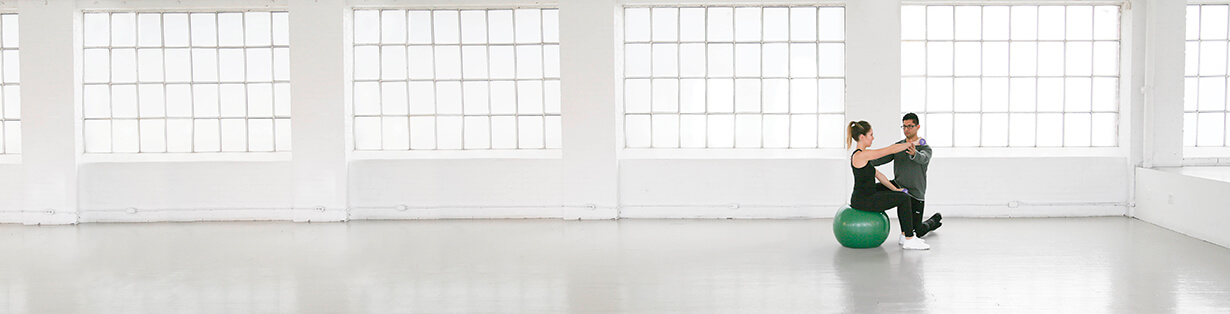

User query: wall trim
[619,203,1127,219]
[0,202,1129,224]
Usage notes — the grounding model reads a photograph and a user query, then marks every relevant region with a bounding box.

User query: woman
[846,121,929,250]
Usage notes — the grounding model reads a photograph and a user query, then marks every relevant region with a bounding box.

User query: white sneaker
[902,237,930,250]
[898,234,922,245]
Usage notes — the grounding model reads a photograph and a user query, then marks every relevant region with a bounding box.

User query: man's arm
[870,153,894,167]
[909,144,931,164]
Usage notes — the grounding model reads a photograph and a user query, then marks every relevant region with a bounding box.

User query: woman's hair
[846,121,871,149]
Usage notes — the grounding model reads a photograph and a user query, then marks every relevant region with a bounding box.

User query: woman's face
[861,128,874,145]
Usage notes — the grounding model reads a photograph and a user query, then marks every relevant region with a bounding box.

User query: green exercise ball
[833,205,890,248]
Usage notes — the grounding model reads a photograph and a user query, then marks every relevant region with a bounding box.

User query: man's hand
[906,141,917,155]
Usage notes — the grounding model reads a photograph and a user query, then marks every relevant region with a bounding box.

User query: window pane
[652,8,679,42]
[680,8,705,42]
[461,10,486,44]
[671,115,700,149]
[381,10,407,44]
[438,116,463,149]
[790,7,817,41]
[651,114,679,148]
[927,6,954,40]
[218,13,243,47]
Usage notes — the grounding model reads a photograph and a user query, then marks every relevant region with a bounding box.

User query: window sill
[79,152,292,163]
[350,149,562,160]
[1154,166,1230,184]
[938,147,1125,158]
[620,148,849,159]
[620,147,1127,159]
[1184,147,1230,161]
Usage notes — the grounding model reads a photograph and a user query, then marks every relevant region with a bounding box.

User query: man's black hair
[903,112,920,125]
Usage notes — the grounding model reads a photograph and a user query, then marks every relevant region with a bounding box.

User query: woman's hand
[892,141,915,153]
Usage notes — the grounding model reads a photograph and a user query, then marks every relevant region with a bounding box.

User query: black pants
[851,184,920,237]
[882,181,931,234]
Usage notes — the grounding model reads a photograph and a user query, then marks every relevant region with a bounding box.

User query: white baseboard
[0,211,22,223]
[0,203,1128,224]
[0,211,78,225]
[617,203,1127,219]
[78,208,297,223]
[619,206,837,219]
[929,204,1127,218]
[293,209,349,222]
[348,206,619,220]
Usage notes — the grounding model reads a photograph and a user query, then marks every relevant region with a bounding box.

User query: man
[871,113,942,238]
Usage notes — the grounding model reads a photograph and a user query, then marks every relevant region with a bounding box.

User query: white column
[19,0,78,225]
[559,0,618,219]
[1141,0,1184,167]
[846,0,903,142]
[289,0,348,221]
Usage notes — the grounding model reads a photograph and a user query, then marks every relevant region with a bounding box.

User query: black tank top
[851,149,877,197]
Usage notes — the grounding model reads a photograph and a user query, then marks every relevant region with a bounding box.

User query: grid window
[0,14,17,154]
[352,9,560,150]
[1185,4,1230,148]
[902,5,1120,148]
[82,11,291,153]
[623,6,846,149]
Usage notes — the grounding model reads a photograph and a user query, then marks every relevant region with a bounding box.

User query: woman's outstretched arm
[852,142,915,167]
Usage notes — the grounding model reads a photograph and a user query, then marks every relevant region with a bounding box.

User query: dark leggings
[888,181,931,234]
[851,185,920,237]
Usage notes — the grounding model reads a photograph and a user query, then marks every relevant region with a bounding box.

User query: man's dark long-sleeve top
[870,140,932,201]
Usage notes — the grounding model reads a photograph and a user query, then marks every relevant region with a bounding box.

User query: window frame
[618,5,849,152]
[346,7,563,153]
[78,9,293,157]
[900,4,1125,150]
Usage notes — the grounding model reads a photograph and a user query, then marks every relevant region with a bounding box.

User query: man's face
[902,120,919,139]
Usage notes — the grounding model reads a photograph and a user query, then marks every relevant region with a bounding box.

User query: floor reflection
[0,218,1227,313]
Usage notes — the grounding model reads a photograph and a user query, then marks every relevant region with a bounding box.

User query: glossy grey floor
[1,217,1229,313]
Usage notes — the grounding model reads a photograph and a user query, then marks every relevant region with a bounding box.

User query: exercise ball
[833,205,890,248]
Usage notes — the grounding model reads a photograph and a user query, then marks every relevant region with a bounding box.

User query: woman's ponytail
[846,121,870,149]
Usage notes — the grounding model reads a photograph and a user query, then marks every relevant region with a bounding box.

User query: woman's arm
[853,142,914,167]
[875,169,900,191]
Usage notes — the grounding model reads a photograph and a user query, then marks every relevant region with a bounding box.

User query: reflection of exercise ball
[833,205,890,248]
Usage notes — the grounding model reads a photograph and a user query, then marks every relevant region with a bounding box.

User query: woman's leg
[851,191,916,237]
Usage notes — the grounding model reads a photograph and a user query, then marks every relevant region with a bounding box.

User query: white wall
[619,156,1129,218]
[77,162,294,222]
[1135,168,1230,249]
[20,0,78,225]
[0,164,21,222]
[620,159,849,218]
[1130,0,1230,249]
[348,159,563,219]
[4,0,1158,224]
[289,0,348,222]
